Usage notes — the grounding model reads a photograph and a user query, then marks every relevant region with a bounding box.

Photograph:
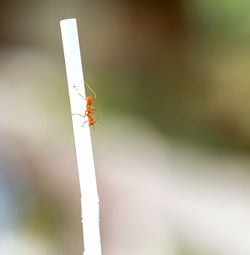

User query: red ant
[72,82,99,131]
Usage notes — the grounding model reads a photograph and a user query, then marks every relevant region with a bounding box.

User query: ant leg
[89,110,97,115]
[73,86,86,100]
[72,113,85,118]
[82,120,89,127]
[90,107,98,111]
[94,115,100,124]
[91,125,96,132]
[89,107,98,115]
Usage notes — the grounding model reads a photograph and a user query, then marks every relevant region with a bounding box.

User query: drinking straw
[60,18,102,255]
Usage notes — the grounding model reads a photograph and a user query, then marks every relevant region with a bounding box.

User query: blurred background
[1,0,250,254]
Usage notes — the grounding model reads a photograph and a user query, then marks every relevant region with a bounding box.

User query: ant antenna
[84,81,96,99]
[73,85,86,100]
[94,115,100,124]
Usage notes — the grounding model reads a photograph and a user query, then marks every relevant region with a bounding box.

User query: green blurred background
[1,0,250,254]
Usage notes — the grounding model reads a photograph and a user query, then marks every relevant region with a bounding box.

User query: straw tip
[60,18,76,25]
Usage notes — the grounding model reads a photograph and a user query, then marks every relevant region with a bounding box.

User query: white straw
[60,18,102,255]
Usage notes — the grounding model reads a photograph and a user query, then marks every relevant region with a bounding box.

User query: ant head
[86,96,93,105]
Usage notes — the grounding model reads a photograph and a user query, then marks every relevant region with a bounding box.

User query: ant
[72,81,99,131]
